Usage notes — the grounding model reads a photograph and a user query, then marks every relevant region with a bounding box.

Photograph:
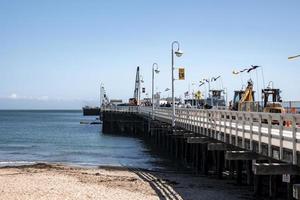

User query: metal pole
[172,45,175,127]
[225,88,228,107]
[171,41,182,128]
[152,64,156,120]
[100,83,103,107]
[208,80,213,106]
[152,65,154,119]
[138,76,141,105]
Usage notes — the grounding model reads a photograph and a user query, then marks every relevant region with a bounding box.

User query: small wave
[61,162,123,168]
[0,161,37,167]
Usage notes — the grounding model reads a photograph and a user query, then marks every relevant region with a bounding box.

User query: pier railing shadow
[129,168,183,200]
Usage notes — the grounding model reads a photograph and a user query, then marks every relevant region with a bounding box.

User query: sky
[0,0,299,109]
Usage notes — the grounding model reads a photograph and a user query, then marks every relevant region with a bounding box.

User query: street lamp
[199,80,206,99]
[288,54,300,60]
[171,41,183,128]
[152,63,159,120]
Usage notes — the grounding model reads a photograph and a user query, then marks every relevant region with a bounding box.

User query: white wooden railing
[102,106,300,165]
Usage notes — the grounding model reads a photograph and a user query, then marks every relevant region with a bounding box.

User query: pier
[101,106,300,199]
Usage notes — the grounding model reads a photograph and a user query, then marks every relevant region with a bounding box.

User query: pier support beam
[207,143,234,151]
[253,163,300,175]
[236,160,243,185]
[201,143,209,175]
[207,143,232,179]
[216,151,225,179]
[187,137,211,144]
[225,151,266,161]
[246,160,253,185]
[253,163,300,200]
[225,151,266,185]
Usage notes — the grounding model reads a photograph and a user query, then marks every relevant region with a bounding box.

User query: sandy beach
[0,163,254,200]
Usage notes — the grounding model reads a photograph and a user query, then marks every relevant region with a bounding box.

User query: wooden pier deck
[101,106,300,199]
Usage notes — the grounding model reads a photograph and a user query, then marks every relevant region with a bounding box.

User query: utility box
[293,184,300,199]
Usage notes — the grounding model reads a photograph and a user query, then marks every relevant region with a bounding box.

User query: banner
[178,68,185,80]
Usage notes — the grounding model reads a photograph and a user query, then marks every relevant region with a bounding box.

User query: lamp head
[154,68,160,74]
[175,50,183,57]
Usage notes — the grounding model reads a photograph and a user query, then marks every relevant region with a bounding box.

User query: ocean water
[0,110,159,169]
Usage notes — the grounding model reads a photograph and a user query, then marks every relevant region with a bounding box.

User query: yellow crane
[232,80,256,112]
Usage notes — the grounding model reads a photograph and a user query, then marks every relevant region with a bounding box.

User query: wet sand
[0,163,254,200]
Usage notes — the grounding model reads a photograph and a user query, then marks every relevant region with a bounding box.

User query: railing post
[258,114,262,154]
[223,111,227,143]
[198,110,201,134]
[242,113,245,148]
[229,112,233,145]
[186,109,189,130]
[279,115,284,160]
[250,113,253,151]
[292,116,297,165]
[235,113,238,147]
[188,109,191,131]
[214,111,218,139]
[208,111,212,137]
[206,111,209,136]
[193,110,196,132]
[267,114,272,157]
[189,109,192,131]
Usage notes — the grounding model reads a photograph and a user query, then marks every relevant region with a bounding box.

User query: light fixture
[175,50,183,57]
[154,67,160,74]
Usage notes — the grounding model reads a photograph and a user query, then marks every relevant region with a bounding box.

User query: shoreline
[0,160,169,172]
[0,162,254,200]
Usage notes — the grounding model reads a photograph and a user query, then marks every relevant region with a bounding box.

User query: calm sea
[0,110,160,169]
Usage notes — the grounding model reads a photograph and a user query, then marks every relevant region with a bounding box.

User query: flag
[247,65,260,73]
[233,67,250,75]
[288,55,300,60]
[240,68,248,73]
[211,76,221,82]
[232,70,239,75]
[184,91,189,97]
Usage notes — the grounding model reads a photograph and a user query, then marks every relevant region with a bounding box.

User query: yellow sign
[178,68,185,80]
[194,91,202,100]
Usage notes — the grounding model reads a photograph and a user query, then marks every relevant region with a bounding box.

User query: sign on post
[282,174,290,183]
[178,68,185,80]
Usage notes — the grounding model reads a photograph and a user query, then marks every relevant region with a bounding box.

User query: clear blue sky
[0,0,299,109]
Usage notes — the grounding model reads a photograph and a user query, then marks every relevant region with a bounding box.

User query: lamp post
[152,63,159,120]
[191,82,196,102]
[223,87,228,107]
[171,41,183,128]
